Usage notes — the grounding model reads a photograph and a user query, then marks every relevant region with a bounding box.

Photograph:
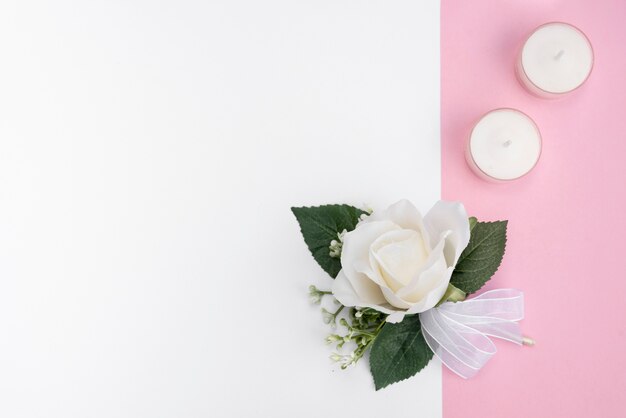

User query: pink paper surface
[441,1,626,417]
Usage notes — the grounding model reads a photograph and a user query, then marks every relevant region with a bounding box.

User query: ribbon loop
[419,288,525,379]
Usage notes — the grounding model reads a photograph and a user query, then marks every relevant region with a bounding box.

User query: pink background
[441,0,626,417]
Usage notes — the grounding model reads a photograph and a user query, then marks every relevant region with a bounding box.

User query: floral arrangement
[292,199,532,390]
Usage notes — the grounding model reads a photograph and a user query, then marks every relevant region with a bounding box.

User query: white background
[0,1,440,417]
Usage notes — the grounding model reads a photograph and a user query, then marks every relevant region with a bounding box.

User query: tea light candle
[516,22,593,98]
[466,109,542,182]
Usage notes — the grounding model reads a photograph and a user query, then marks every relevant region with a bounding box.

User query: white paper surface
[0,1,441,417]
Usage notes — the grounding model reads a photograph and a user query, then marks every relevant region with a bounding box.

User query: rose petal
[362,200,432,250]
[341,220,399,305]
[395,232,449,301]
[345,271,388,305]
[332,273,403,316]
[354,259,389,289]
[331,271,361,307]
[404,267,454,315]
[370,229,430,291]
[400,258,450,305]
[423,201,470,266]
[381,286,412,309]
[385,311,407,323]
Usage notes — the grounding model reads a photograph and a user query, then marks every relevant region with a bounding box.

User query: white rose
[332,200,470,323]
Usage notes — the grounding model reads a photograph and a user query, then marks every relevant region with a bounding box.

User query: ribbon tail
[419,288,526,378]
[442,311,524,345]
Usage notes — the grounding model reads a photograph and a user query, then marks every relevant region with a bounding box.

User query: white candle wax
[466,109,542,182]
[516,22,593,98]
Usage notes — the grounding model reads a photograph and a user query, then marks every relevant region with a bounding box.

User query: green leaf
[369,315,433,390]
[450,220,507,294]
[291,204,367,278]
[468,216,478,231]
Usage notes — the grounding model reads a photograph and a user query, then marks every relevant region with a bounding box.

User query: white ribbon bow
[419,289,528,379]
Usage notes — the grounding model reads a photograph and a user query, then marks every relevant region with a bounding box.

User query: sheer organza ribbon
[419,289,525,379]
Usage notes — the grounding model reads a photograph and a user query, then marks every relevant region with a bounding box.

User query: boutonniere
[292,200,533,390]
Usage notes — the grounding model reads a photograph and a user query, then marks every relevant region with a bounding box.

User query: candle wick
[554,49,565,60]
[502,139,512,148]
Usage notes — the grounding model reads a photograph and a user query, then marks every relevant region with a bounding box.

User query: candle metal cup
[466,108,542,183]
[516,22,594,99]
